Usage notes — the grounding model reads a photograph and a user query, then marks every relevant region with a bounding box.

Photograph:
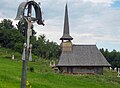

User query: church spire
[60,4,73,41]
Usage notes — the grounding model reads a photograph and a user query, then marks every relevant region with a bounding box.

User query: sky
[0,0,120,51]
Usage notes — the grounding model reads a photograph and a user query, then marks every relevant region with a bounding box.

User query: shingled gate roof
[57,45,111,67]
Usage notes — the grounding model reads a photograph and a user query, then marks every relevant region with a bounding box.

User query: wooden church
[56,4,110,74]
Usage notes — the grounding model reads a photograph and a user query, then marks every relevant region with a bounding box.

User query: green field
[0,48,120,88]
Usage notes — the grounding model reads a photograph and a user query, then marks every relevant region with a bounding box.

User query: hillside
[0,48,120,88]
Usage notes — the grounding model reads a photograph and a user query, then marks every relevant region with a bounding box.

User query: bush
[30,66,34,72]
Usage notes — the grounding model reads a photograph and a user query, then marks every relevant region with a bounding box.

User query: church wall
[72,67,94,74]
[59,66,103,74]
[94,67,103,75]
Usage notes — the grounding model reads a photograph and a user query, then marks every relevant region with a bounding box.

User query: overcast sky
[0,0,120,51]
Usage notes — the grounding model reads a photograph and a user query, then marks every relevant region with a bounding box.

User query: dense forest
[0,19,120,67]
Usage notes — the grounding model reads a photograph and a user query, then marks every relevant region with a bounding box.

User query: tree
[0,19,14,30]
[0,19,24,53]
[100,48,120,67]
[32,34,60,59]
[0,19,60,60]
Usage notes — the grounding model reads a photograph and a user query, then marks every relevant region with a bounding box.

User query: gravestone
[114,67,117,72]
[109,67,112,71]
[117,68,120,77]
[12,55,14,60]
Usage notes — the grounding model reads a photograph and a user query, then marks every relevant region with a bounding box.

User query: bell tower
[60,4,73,52]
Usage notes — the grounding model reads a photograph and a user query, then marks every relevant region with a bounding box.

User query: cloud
[68,1,120,45]
[0,0,120,50]
[0,0,22,18]
[34,17,62,43]
[83,0,113,4]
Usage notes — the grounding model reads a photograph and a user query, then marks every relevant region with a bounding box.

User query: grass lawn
[0,57,120,88]
[0,48,120,88]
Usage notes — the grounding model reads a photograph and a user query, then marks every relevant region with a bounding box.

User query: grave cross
[15,0,44,88]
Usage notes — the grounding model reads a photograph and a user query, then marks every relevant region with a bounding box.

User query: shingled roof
[57,45,110,67]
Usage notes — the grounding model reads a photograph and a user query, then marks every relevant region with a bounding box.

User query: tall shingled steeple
[60,4,73,41]
[60,3,73,52]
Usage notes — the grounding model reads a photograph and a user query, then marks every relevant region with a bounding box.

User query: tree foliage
[0,19,14,30]
[32,34,60,59]
[0,19,60,59]
[100,48,120,67]
[0,19,24,53]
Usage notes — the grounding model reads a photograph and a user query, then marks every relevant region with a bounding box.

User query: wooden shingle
[57,45,110,66]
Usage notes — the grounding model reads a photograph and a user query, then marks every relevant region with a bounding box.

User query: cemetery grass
[0,49,120,88]
[0,58,120,88]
